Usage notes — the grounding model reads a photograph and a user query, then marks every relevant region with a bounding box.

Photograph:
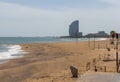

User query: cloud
[0,2,54,19]
[0,1,120,36]
[0,1,73,36]
[100,0,120,5]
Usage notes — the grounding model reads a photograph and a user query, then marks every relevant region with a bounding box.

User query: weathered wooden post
[116,33,119,72]
[92,58,96,66]
[94,66,97,72]
[106,44,108,49]
[88,37,90,48]
[98,44,100,50]
[110,31,119,73]
[94,36,95,49]
[116,52,119,72]
[104,66,106,72]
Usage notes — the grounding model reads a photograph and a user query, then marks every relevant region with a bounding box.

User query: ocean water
[0,37,89,44]
[0,37,108,63]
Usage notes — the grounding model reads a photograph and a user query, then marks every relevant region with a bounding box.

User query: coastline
[0,40,116,82]
[0,45,27,64]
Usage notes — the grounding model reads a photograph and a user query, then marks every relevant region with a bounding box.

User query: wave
[0,45,27,63]
[96,38,108,41]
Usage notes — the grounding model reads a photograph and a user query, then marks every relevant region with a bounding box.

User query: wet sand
[0,40,117,82]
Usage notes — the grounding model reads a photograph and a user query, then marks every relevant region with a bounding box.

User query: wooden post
[119,59,120,66]
[106,44,107,49]
[94,66,97,72]
[104,66,106,72]
[94,36,95,49]
[99,54,101,60]
[76,36,78,44]
[98,44,100,50]
[116,52,119,72]
[88,37,90,48]
[116,34,119,73]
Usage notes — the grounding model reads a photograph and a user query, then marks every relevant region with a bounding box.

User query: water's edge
[0,45,27,64]
[0,37,108,64]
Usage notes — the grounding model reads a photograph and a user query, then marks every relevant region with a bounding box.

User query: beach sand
[0,40,117,82]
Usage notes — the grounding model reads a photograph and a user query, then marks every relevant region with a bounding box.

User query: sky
[0,0,120,37]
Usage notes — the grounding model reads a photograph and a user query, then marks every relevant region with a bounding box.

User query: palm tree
[110,31,116,38]
[110,31,116,44]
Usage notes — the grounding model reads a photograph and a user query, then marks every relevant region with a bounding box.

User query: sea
[0,37,108,64]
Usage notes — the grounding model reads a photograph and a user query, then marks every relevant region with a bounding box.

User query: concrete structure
[77,32,83,37]
[69,20,79,37]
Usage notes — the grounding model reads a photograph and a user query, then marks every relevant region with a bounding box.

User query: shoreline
[0,40,116,82]
[0,45,27,64]
[0,37,109,45]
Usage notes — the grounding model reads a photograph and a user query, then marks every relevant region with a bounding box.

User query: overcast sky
[0,0,120,37]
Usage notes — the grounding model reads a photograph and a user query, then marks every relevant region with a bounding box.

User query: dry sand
[0,40,117,82]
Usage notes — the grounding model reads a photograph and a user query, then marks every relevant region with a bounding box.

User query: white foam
[97,38,108,40]
[7,45,21,50]
[0,45,27,60]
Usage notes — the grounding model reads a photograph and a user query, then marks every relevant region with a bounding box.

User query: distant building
[96,31,109,37]
[85,31,109,38]
[98,31,106,35]
[69,20,79,37]
[77,32,83,37]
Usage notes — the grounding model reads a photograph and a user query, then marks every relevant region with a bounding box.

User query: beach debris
[103,54,116,61]
[70,66,78,78]
[94,66,107,72]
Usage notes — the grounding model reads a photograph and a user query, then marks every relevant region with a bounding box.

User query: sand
[0,40,118,82]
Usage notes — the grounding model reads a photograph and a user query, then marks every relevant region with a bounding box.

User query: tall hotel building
[69,20,79,37]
